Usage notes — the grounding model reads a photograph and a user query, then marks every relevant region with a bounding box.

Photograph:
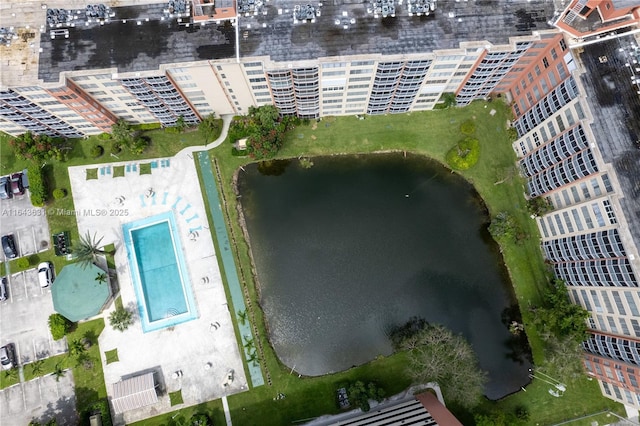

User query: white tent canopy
[111,372,159,414]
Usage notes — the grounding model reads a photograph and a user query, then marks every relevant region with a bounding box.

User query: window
[542,57,549,68]
[534,65,541,76]
[560,38,567,51]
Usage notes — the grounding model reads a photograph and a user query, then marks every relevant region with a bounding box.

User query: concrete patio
[67,154,247,424]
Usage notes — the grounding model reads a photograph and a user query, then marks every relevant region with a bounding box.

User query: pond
[237,153,531,399]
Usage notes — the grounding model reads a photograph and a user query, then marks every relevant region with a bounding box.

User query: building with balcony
[1,0,640,410]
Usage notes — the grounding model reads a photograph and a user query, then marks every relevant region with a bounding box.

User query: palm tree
[109,306,133,332]
[51,363,66,382]
[30,359,45,376]
[95,272,108,285]
[4,367,18,381]
[74,231,107,269]
[68,338,86,358]
[237,310,247,326]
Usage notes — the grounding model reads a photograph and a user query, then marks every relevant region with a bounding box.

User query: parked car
[1,234,17,259]
[10,172,25,196]
[0,344,15,370]
[0,176,11,200]
[0,276,7,301]
[38,261,54,288]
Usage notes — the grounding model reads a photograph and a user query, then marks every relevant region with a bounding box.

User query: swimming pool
[123,211,197,332]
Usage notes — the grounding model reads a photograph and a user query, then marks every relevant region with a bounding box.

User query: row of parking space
[0,269,67,365]
[0,371,78,425]
[4,269,49,303]
[1,192,50,262]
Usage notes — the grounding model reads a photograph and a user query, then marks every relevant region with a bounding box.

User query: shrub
[527,196,553,216]
[111,141,122,155]
[88,399,113,426]
[52,188,67,200]
[164,126,181,134]
[89,145,104,158]
[460,120,476,135]
[130,122,161,131]
[48,313,73,340]
[190,413,211,426]
[16,257,30,269]
[445,137,480,170]
[26,163,47,207]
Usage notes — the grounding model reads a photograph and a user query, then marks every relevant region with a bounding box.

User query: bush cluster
[445,137,480,170]
[89,145,104,158]
[27,163,47,207]
[48,313,73,340]
[52,188,67,200]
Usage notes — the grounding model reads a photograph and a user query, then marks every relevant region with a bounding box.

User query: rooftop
[238,0,554,61]
[1,0,556,85]
[578,32,640,249]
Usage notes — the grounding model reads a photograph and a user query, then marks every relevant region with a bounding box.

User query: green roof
[51,263,111,322]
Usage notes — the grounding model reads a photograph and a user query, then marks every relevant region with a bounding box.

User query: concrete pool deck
[67,153,247,424]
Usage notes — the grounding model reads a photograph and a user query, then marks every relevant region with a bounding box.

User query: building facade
[1,0,640,409]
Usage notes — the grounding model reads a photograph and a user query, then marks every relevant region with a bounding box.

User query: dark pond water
[238,154,532,399]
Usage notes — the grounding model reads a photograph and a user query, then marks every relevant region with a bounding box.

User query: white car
[0,345,14,370]
[38,262,54,288]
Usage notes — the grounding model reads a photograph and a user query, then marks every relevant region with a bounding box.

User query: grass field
[0,105,624,425]
[203,100,624,425]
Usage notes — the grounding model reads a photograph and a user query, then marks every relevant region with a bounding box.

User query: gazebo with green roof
[52,263,111,322]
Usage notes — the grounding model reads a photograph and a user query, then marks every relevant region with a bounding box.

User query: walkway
[197,150,265,388]
[176,114,233,159]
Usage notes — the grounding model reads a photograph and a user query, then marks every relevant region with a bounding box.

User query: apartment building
[506,0,640,408]
[1,0,640,409]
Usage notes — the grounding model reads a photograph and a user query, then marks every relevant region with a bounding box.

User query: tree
[527,196,554,217]
[9,132,59,163]
[488,211,524,244]
[400,324,487,410]
[51,363,66,382]
[532,279,589,343]
[439,92,457,108]
[48,313,73,340]
[111,120,134,145]
[109,306,133,332]
[68,338,87,358]
[198,113,221,143]
[30,359,45,376]
[74,231,107,269]
[175,115,186,133]
[346,381,385,412]
[95,272,108,285]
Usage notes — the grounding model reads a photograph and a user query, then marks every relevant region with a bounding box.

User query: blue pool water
[123,211,197,332]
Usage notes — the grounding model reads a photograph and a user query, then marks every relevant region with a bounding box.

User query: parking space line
[32,227,37,255]
[21,383,27,411]
[22,271,28,300]
[15,342,22,366]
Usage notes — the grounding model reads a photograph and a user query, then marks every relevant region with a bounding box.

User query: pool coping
[122,211,198,333]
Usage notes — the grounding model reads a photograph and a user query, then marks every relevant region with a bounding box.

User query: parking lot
[0,190,50,262]
[0,268,67,364]
[0,372,78,425]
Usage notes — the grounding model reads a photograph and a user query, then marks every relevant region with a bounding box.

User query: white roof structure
[111,372,159,414]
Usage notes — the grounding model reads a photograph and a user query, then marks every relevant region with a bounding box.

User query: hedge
[48,313,73,340]
[130,122,162,131]
[27,163,47,207]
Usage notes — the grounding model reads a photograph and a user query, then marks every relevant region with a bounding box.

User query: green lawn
[205,101,622,424]
[0,107,623,425]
